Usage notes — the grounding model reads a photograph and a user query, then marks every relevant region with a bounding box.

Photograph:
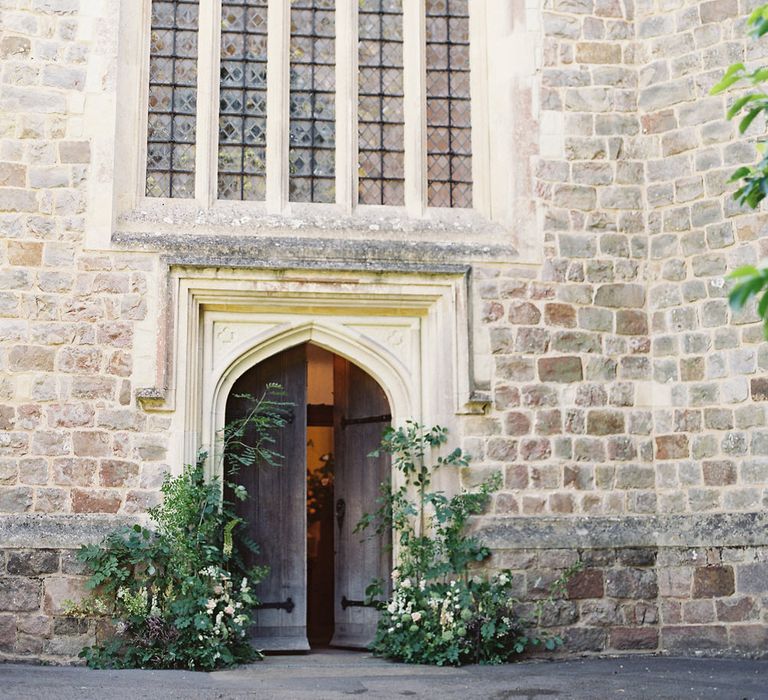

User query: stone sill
[112,229,522,271]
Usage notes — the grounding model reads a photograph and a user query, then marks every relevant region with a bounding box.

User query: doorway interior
[225,342,392,652]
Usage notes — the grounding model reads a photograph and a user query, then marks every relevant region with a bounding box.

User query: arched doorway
[225,343,392,651]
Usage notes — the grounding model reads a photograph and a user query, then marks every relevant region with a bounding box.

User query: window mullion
[266,0,290,214]
[195,0,220,208]
[403,0,427,217]
[335,0,357,214]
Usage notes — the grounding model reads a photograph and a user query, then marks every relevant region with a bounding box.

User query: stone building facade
[1,0,768,662]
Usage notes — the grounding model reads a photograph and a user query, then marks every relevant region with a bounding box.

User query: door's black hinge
[341,413,392,428]
[341,595,381,610]
[259,597,295,613]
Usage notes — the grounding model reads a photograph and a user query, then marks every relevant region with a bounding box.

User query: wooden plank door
[225,344,309,651]
[331,356,392,648]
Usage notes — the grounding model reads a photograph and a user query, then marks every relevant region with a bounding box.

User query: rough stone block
[43,577,87,614]
[576,42,622,64]
[564,627,607,652]
[0,577,42,612]
[702,460,736,486]
[508,301,541,325]
[736,562,768,594]
[716,597,757,622]
[609,627,659,650]
[605,569,658,599]
[71,488,121,514]
[594,284,645,308]
[662,625,728,652]
[0,613,15,651]
[617,548,657,567]
[567,569,604,600]
[7,550,59,576]
[751,378,768,401]
[586,410,624,436]
[655,435,689,460]
[538,356,583,383]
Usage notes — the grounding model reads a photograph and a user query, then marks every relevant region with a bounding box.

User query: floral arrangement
[67,390,288,671]
[359,422,579,666]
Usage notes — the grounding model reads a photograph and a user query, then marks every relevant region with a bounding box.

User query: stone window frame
[84,1,543,263]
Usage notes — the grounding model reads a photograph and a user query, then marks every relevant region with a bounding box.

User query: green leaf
[739,106,764,134]
[728,265,760,278]
[727,93,767,119]
[710,63,746,94]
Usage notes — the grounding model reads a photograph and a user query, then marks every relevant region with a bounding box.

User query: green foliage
[73,389,289,671]
[359,422,579,666]
[709,8,768,332]
[710,5,768,208]
[726,265,768,337]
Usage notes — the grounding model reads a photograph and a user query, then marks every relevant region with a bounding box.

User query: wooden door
[331,356,392,648]
[225,344,309,651]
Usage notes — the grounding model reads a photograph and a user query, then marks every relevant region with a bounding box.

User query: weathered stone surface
[0,577,41,612]
[594,284,645,309]
[605,569,658,599]
[692,567,735,598]
[7,550,59,576]
[610,627,659,650]
[567,569,604,599]
[661,625,729,652]
[538,356,583,383]
[476,513,768,549]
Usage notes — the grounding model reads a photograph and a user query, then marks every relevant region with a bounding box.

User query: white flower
[411,612,422,622]
[206,598,217,611]
[498,574,510,585]
[387,602,397,614]
[401,578,412,589]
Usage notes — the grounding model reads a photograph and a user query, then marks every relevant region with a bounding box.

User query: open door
[331,356,392,648]
[225,344,309,651]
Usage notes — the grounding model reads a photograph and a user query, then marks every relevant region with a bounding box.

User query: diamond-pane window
[358,0,404,206]
[289,0,336,204]
[145,0,199,199]
[218,0,269,201]
[426,0,472,208]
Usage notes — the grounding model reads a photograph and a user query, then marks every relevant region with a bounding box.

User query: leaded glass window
[218,0,269,201]
[143,0,475,212]
[145,0,199,198]
[358,0,404,206]
[289,0,336,203]
[426,0,472,208]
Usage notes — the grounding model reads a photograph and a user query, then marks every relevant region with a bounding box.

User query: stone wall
[1,0,768,662]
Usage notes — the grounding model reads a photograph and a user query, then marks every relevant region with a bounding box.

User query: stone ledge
[0,514,141,549]
[112,231,518,270]
[4,512,767,551]
[475,512,768,550]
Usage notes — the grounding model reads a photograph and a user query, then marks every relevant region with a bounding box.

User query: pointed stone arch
[204,320,414,477]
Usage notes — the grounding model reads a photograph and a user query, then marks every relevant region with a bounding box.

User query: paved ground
[1,650,766,699]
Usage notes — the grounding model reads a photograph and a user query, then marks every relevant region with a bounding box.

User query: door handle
[335,498,346,532]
